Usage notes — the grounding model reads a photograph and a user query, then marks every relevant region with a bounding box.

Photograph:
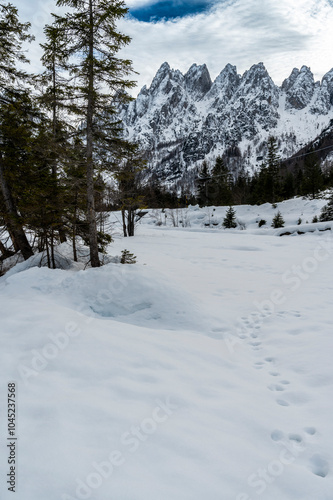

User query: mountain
[119,62,333,183]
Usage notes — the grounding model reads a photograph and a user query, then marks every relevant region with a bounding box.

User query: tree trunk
[0,154,34,260]
[128,208,135,237]
[86,0,100,267]
[121,209,127,237]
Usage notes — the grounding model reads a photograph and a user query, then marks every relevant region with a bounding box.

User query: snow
[1,196,333,500]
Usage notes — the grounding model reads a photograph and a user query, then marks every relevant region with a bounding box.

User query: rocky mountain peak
[282,65,315,110]
[184,63,212,100]
[119,62,333,182]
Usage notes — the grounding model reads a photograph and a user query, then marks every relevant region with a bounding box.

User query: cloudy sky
[10,0,333,95]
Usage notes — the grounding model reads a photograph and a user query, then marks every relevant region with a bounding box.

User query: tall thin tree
[53,0,135,266]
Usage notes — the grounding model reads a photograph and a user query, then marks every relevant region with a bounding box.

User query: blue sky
[9,0,333,96]
[128,0,215,22]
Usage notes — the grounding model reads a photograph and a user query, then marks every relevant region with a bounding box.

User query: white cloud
[9,0,333,96]
[118,0,333,94]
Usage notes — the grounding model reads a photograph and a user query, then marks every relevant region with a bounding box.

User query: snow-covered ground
[1,196,333,500]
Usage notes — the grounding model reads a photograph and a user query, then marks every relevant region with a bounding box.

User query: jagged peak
[214,63,238,83]
[322,68,333,83]
[184,63,212,98]
[300,65,312,74]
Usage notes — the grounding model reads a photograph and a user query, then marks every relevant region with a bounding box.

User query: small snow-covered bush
[121,249,137,264]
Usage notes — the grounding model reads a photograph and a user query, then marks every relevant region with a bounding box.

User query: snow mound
[2,261,203,331]
[4,242,118,278]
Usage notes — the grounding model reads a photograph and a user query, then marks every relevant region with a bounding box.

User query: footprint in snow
[276,399,290,407]
[271,429,284,441]
[268,384,285,392]
[304,427,316,436]
[309,454,329,478]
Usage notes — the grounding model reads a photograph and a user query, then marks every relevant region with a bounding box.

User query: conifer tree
[302,152,323,199]
[210,156,233,206]
[319,191,333,221]
[52,0,135,266]
[196,160,210,206]
[0,3,35,259]
[223,206,237,228]
[271,210,285,228]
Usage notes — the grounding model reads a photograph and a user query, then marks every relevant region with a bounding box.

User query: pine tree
[223,206,237,228]
[302,152,323,199]
[210,156,233,206]
[0,3,34,94]
[0,3,35,260]
[196,160,210,206]
[271,211,285,228]
[53,0,135,266]
[319,191,333,221]
[263,136,281,203]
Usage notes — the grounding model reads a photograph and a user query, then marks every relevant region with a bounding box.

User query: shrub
[121,249,137,264]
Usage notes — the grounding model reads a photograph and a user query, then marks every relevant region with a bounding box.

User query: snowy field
[1,196,333,500]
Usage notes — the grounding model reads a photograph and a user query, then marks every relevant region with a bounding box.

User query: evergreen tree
[302,152,323,199]
[271,211,285,228]
[0,3,34,259]
[196,160,210,206]
[210,156,233,206]
[223,206,237,228]
[53,0,135,266]
[0,3,34,94]
[263,136,281,203]
[319,191,333,221]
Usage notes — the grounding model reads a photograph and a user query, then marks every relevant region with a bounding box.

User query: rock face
[119,63,333,181]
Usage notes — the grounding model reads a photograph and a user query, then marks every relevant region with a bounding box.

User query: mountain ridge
[119,62,333,184]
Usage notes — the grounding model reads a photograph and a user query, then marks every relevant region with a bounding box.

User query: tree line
[196,136,333,207]
[0,0,143,268]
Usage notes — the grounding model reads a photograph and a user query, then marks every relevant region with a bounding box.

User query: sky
[9,0,333,96]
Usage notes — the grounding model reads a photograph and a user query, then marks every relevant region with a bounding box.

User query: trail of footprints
[243,314,330,480]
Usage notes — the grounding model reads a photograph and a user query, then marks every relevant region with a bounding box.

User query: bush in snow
[223,206,237,229]
[297,217,302,225]
[121,249,137,264]
[271,211,285,228]
[258,219,266,227]
[312,215,319,223]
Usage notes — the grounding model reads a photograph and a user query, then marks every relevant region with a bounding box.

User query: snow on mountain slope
[1,196,333,500]
[119,63,333,181]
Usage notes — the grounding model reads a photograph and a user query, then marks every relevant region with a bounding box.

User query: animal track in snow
[268,384,285,392]
[271,429,284,441]
[288,433,303,443]
[304,427,316,435]
[276,399,290,407]
[309,454,329,478]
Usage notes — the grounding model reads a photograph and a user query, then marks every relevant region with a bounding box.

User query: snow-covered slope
[119,63,333,181]
[1,196,333,500]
